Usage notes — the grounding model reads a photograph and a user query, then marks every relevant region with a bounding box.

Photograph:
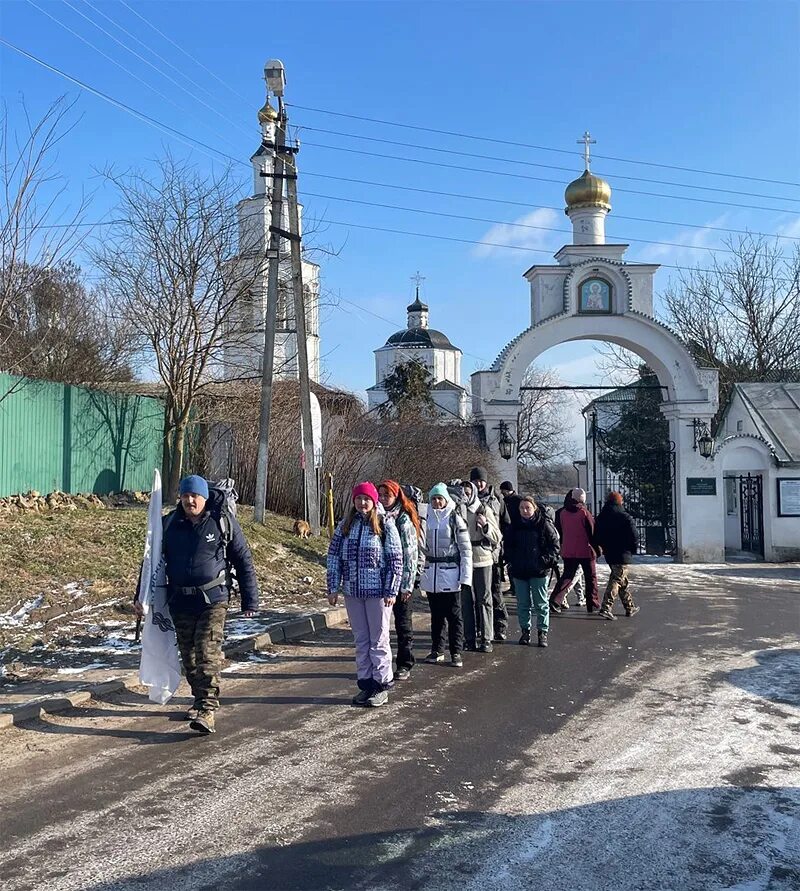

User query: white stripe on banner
[137,469,182,704]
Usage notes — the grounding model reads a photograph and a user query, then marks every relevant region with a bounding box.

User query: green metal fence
[0,374,164,497]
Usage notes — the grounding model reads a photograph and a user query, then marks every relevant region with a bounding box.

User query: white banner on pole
[137,469,182,704]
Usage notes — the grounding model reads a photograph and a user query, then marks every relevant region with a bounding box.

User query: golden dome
[565,169,612,211]
[258,99,278,124]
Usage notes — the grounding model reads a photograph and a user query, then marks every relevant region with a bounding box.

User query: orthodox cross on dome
[410,270,426,299]
[578,130,596,172]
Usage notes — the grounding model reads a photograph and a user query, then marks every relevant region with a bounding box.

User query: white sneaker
[366,689,389,707]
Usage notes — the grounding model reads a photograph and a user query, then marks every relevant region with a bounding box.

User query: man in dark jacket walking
[594,491,640,620]
[470,467,509,641]
[136,475,260,733]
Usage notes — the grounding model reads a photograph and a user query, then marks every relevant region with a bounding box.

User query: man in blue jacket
[160,475,259,733]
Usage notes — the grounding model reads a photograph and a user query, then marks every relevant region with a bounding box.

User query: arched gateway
[472,141,722,563]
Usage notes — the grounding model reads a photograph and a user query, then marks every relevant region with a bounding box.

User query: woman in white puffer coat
[418,483,473,668]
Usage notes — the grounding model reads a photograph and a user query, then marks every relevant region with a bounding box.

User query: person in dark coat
[498,481,520,587]
[550,487,601,613]
[552,491,586,609]
[503,496,560,647]
[594,491,640,620]
[469,466,509,641]
[145,475,259,734]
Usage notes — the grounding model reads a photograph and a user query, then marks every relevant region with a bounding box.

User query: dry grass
[0,505,329,655]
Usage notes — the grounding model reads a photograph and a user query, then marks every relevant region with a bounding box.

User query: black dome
[386,327,456,349]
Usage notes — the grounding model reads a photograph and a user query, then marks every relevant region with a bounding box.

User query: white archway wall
[472,312,722,562]
[483,312,714,405]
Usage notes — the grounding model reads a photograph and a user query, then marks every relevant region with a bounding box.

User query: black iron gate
[738,473,764,557]
[590,413,677,556]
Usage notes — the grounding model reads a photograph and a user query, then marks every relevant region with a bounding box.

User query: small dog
[293,519,311,539]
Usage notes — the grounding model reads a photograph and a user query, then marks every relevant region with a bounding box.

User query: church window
[579,277,612,313]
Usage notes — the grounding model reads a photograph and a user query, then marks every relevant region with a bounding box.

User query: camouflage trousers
[601,565,635,612]
[172,604,227,711]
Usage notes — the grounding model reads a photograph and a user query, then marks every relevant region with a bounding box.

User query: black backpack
[164,478,240,594]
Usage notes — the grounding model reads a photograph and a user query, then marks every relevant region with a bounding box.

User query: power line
[301,141,800,216]
[23,0,234,149]
[299,191,740,256]
[5,36,799,259]
[0,37,245,167]
[83,0,227,109]
[65,0,253,140]
[336,295,490,365]
[305,217,785,278]
[117,0,254,107]
[288,103,800,189]
[300,172,800,243]
[296,125,797,204]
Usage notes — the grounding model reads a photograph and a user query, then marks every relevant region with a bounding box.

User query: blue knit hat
[429,482,449,501]
[179,475,209,499]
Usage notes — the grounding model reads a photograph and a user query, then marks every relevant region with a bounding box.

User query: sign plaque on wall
[686,477,717,496]
[777,478,800,517]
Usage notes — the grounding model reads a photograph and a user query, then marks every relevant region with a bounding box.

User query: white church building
[223,83,321,382]
[367,284,468,420]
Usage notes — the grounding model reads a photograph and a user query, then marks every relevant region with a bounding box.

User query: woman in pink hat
[327,482,404,707]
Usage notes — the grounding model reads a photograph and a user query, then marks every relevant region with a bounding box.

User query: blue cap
[429,483,449,501]
[179,475,209,499]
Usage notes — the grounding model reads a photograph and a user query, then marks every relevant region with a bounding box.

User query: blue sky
[2,0,799,451]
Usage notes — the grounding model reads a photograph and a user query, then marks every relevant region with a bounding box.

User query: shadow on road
[78,788,800,891]
[726,647,800,708]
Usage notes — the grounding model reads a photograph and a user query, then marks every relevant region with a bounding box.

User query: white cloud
[775,215,800,239]
[632,214,731,268]
[472,207,563,260]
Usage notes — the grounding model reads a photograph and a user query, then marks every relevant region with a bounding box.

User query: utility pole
[285,148,321,535]
[254,62,287,524]
[253,60,320,534]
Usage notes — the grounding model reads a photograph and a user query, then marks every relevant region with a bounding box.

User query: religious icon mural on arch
[579,277,611,313]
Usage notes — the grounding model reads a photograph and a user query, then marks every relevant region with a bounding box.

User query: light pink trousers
[344,595,393,686]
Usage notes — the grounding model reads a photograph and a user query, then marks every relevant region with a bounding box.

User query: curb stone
[0,606,348,732]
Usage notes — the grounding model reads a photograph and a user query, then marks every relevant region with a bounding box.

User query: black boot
[538,630,548,648]
[519,628,531,646]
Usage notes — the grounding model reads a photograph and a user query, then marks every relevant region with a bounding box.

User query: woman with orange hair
[378,481,421,681]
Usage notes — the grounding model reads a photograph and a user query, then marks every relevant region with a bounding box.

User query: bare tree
[516,365,574,467]
[3,261,134,384]
[93,156,268,500]
[0,97,92,397]
[662,235,800,408]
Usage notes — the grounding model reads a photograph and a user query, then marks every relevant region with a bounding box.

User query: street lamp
[496,420,514,461]
[264,59,286,97]
[690,418,714,459]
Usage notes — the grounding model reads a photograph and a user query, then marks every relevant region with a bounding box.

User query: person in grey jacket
[418,483,473,668]
[461,479,501,653]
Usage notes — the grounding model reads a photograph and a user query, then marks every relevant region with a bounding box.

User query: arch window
[578,277,612,314]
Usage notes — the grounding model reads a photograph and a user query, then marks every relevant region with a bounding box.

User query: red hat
[352,482,379,504]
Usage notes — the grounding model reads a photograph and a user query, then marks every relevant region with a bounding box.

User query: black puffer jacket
[163,493,259,614]
[502,511,560,580]
[594,503,638,565]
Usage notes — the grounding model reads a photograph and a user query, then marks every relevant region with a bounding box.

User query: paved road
[1,563,799,891]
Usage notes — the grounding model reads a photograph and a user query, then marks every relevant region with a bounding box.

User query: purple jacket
[327,514,403,599]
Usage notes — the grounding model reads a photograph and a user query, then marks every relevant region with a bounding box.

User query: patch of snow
[0,595,45,627]
[57,662,111,675]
